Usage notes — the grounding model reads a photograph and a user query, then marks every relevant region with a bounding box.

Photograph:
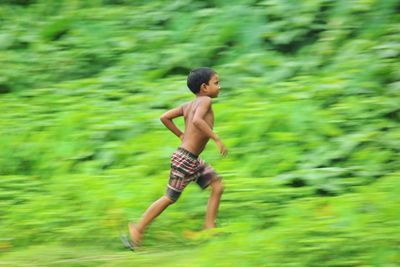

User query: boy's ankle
[129,223,143,234]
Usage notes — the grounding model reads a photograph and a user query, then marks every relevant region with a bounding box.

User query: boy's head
[187,67,220,98]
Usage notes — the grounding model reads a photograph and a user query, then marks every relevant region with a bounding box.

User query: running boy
[124,67,227,249]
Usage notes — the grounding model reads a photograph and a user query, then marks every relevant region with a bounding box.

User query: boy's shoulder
[182,96,212,108]
[195,96,212,106]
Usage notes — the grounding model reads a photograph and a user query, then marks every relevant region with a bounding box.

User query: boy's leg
[130,148,196,245]
[196,159,224,229]
[130,195,175,245]
[204,177,224,229]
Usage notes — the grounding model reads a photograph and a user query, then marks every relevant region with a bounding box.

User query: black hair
[187,67,216,94]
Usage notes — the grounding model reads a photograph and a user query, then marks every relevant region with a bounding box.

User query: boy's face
[204,74,220,98]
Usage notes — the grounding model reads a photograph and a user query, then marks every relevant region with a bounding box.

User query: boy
[123,67,227,250]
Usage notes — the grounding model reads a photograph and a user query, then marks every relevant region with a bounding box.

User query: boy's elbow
[193,118,201,127]
[160,115,171,124]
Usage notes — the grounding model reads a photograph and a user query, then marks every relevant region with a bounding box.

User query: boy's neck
[196,93,208,97]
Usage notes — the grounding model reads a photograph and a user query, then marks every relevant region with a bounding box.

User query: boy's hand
[215,139,228,157]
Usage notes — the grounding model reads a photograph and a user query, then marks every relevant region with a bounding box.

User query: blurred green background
[0,0,399,266]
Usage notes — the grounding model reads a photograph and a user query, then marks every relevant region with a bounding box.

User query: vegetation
[1,0,399,266]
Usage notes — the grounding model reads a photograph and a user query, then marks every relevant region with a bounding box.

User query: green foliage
[0,0,399,265]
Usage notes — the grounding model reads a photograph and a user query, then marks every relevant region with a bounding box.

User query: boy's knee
[211,178,224,194]
[163,195,177,204]
[165,187,181,203]
[165,196,176,204]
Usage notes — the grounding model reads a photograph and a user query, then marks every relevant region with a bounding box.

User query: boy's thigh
[196,159,221,190]
[166,176,191,202]
[166,148,200,201]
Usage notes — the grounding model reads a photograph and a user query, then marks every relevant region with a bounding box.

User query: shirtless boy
[124,67,227,250]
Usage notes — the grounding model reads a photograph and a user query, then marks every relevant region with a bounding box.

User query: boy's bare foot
[183,228,224,241]
[129,223,142,246]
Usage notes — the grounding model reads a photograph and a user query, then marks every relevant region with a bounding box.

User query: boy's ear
[200,83,208,92]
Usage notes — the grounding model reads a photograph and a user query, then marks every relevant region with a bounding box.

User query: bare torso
[180,97,214,156]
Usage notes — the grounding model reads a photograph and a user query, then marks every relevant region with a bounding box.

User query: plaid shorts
[166,147,220,202]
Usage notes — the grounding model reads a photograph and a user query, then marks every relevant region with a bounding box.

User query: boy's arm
[193,97,227,156]
[160,105,184,139]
